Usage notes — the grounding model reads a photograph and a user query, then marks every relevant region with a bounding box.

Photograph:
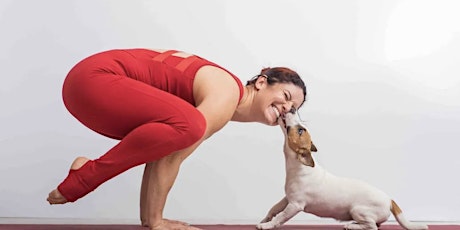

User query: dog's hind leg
[344,207,378,230]
[344,222,378,230]
[257,202,302,229]
[260,196,289,223]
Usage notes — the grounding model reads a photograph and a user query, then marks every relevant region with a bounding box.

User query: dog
[256,109,428,230]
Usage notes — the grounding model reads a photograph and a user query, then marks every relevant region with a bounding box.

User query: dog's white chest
[285,165,354,219]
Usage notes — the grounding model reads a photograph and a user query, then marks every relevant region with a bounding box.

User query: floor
[0,224,459,230]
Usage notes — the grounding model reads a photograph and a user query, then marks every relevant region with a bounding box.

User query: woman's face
[253,77,305,126]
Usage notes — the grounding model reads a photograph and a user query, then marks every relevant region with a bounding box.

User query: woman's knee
[139,108,206,151]
[180,109,206,147]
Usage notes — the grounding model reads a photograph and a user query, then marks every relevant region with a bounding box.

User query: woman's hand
[150,219,202,230]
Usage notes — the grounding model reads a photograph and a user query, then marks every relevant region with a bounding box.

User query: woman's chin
[262,122,277,126]
[264,116,278,126]
[264,112,279,126]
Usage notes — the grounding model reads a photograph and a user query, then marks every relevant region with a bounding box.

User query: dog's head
[279,108,317,167]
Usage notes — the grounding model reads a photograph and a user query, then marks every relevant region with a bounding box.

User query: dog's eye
[298,128,304,135]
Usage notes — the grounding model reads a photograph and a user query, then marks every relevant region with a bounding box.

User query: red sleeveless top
[108,48,245,106]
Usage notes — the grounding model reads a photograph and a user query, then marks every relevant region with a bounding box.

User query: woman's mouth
[281,113,287,127]
[272,105,281,121]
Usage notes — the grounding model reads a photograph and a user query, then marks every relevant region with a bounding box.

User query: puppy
[257,110,428,230]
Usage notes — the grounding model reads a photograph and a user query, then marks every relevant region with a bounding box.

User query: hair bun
[260,67,271,75]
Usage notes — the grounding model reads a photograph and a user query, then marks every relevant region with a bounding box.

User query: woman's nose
[282,101,294,113]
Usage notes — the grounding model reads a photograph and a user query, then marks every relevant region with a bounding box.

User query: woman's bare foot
[46,156,90,205]
[150,219,202,230]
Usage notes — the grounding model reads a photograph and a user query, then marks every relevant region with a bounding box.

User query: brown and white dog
[257,109,428,230]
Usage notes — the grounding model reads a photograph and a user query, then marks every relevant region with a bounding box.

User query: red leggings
[57,50,206,202]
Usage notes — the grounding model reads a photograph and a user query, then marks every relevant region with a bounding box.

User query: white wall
[1,0,459,224]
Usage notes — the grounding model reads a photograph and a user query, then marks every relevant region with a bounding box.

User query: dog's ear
[297,150,315,167]
[311,142,317,152]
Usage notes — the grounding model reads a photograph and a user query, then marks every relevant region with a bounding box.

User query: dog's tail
[390,200,428,230]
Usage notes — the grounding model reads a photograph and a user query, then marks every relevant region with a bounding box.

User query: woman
[47,48,307,230]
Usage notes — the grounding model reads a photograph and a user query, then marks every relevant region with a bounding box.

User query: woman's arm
[140,66,241,228]
[193,65,241,136]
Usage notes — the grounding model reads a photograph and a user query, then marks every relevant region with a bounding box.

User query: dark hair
[246,67,307,107]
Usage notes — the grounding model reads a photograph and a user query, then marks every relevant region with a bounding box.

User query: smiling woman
[239,67,307,126]
[46,48,307,230]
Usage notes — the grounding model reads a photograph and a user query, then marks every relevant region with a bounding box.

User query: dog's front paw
[257,222,277,230]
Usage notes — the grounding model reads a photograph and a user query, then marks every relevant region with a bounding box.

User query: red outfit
[57,49,243,202]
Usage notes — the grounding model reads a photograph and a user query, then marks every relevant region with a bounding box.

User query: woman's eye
[284,93,289,100]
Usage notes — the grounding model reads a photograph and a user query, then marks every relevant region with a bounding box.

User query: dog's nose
[289,107,296,114]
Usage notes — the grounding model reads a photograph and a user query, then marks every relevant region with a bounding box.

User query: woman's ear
[254,76,267,91]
